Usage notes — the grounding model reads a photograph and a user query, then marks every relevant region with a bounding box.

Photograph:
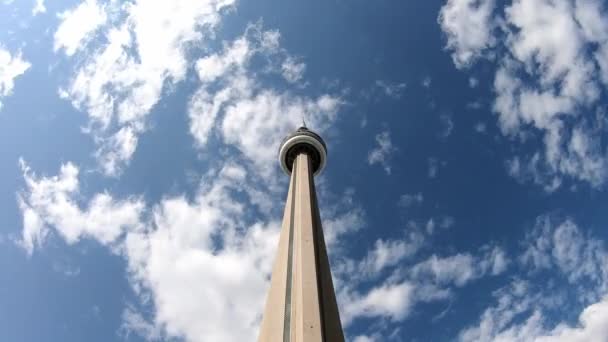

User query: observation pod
[279,126,328,176]
[258,126,344,342]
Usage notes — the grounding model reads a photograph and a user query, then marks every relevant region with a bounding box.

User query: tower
[258,127,345,342]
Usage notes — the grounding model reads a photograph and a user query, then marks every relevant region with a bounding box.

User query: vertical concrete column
[258,151,344,342]
[258,158,297,341]
[293,153,323,341]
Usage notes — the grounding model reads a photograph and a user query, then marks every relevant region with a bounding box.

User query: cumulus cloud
[438,0,496,68]
[59,0,236,175]
[440,0,608,189]
[0,45,30,110]
[17,159,280,341]
[54,0,107,56]
[17,159,144,254]
[123,164,282,342]
[188,23,341,178]
[32,0,45,15]
[368,130,396,174]
[459,216,608,342]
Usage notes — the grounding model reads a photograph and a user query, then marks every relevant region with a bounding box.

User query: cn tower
[258,126,345,341]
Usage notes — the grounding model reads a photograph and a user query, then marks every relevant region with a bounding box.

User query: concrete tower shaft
[258,128,344,342]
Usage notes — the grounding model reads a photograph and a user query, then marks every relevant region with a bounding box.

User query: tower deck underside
[258,152,344,342]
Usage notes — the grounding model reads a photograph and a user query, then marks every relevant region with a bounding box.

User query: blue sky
[2,0,608,341]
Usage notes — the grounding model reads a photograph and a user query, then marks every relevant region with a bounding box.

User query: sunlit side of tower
[258,127,344,342]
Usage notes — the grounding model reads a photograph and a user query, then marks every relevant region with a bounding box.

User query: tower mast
[258,127,344,342]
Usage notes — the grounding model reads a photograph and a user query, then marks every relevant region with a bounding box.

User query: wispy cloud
[398,192,423,207]
[189,23,342,179]
[58,0,236,176]
[440,0,608,189]
[459,215,608,341]
[32,0,45,15]
[375,80,407,99]
[368,130,396,174]
[0,45,30,110]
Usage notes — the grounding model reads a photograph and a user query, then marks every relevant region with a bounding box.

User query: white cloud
[60,0,236,175]
[358,232,424,277]
[221,91,339,176]
[368,130,395,174]
[123,164,282,342]
[398,192,423,207]
[460,292,608,342]
[17,156,363,342]
[535,299,608,342]
[0,46,30,110]
[188,24,341,179]
[475,121,487,133]
[340,277,452,326]
[440,0,608,189]
[18,160,367,342]
[486,246,509,275]
[22,16,352,341]
[342,282,416,323]
[422,76,432,88]
[322,203,365,247]
[440,113,454,138]
[412,246,509,287]
[469,77,479,88]
[281,56,306,83]
[17,156,505,342]
[17,159,144,254]
[493,0,608,188]
[520,216,608,296]
[335,224,506,331]
[428,157,439,178]
[121,307,161,341]
[374,80,407,99]
[353,335,377,342]
[459,216,608,342]
[54,0,106,56]
[438,0,495,68]
[412,253,478,287]
[17,158,281,341]
[425,216,455,235]
[32,0,45,15]
[16,5,353,342]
